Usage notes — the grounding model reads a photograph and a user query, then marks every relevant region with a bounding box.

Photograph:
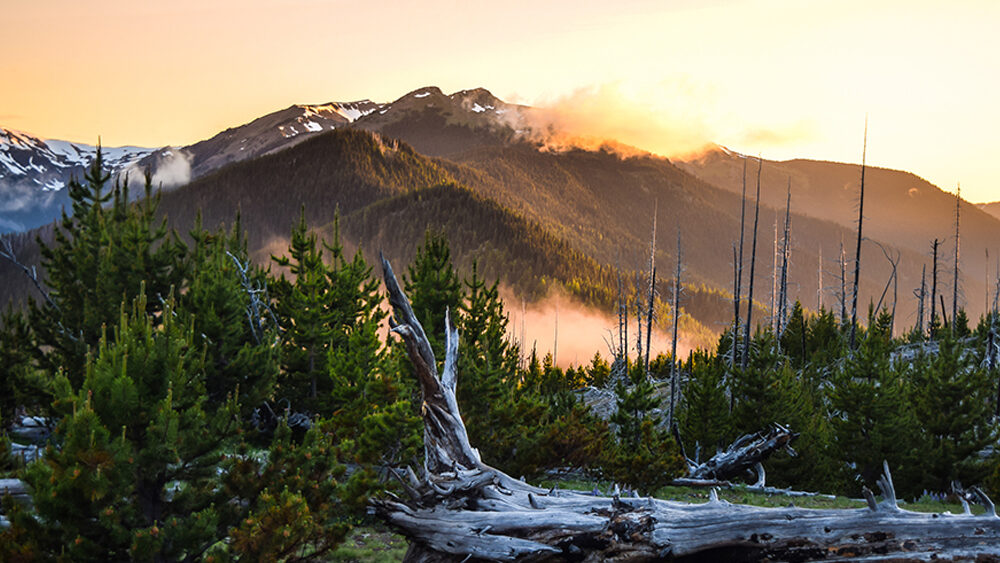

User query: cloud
[506,83,717,159]
[119,148,192,190]
[736,121,817,147]
[500,286,696,369]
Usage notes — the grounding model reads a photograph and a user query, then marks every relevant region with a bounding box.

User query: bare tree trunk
[953,185,961,332]
[777,180,791,339]
[817,246,823,311]
[849,117,868,349]
[732,157,748,369]
[839,239,848,324]
[731,243,739,370]
[915,264,926,336]
[770,217,778,333]
[644,204,657,377]
[931,238,940,338]
[669,230,682,429]
[742,158,763,368]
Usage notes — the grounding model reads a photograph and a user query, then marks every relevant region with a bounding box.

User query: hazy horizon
[3,1,998,202]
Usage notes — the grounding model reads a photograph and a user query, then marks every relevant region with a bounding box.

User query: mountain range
[3,86,998,350]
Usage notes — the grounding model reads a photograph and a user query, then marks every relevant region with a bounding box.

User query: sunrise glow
[2,0,997,201]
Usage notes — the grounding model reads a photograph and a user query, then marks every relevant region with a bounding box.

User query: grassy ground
[338,480,982,561]
[327,524,408,563]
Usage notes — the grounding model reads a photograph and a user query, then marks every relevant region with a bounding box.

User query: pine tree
[828,316,920,496]
[909,330,997,492]
[0,307,40,429]
[271,212,335,412]
[30,158,186,386]
[404,229,462,360]
[183,218,276,414]
[9,292,242,561]
[678,349,730,460]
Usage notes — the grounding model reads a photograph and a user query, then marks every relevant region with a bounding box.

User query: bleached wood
[374,256,1000,562]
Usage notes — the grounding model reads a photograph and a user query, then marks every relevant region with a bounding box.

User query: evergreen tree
[604,370,685,494]
[271,212,335,412]
[828,316,920,496]
[678,349,730,461]
[404,229,462,360]
[909,330,997,491]
[7,292,241,560]
[30,159,186,386]
[183,218,276,414]
[0,307,40,430]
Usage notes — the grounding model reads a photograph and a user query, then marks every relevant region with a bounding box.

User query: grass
[327,524,408,563]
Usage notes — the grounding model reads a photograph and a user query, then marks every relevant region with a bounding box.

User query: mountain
[978,201,1000,222]
[0,88,519,234]
[0,128,155,232]
[677,146,1000,322]
[351,86,526,157]
[4,86,993,347]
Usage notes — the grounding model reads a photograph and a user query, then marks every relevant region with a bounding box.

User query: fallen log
[373,255,1000,562]
[685,423,797,485]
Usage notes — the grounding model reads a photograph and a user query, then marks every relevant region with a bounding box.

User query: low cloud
[736,122,816,147]
[500,286,696,369]
[119,148,192,190]
[503,82,817,161]
[506,83,716,159]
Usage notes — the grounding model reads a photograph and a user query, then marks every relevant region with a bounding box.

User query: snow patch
[302,120,323,132]
[470,103,486,113]
[414,91,430,98]
[42,178,63,191]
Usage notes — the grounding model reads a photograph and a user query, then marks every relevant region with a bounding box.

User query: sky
[2,0,998,202]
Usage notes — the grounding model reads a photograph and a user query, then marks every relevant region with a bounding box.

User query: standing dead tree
[849,117,868,349]
[742,157,763,368]
[731,157,749,370]
[668,229,682,428]
[643,204,658,378]
[930,238,941,338]
[914,264,927,336]
[373,255,1000,562]
[953,185,962,332]
[871,242,900,334]
[839,239,848,324]
[776,180,791,339]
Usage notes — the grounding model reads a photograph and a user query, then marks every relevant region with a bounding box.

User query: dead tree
[817,246,823,311]
[732,157,749,370]
[373,255,1000,562]
[742,157,763,368]
[839,239,848,324]
[731,243,740,370]
[931,238,941,338]
[953,185,962,332]
[643,204,658,378]
[872,242,900,334]
[668,230,682,428]
[680,424,798,486]
[849,117,868,349]
[776,181,791,339]
[770,217,779,332]
[914,264,926,336]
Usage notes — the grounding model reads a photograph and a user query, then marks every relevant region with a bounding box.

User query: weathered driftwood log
[373,256,1000,562]
[684,423,798,486]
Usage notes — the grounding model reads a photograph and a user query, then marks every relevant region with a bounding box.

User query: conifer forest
[2,151,1000,561]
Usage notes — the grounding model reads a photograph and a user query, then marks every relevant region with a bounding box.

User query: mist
[499,286,696,369]
[119,148,192,190]
[513,82,814,160]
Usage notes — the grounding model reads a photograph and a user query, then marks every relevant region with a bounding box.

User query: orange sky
[2,0,998,202]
